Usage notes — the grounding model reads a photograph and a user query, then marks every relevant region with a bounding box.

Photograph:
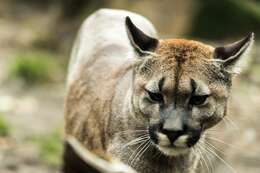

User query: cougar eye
[145,89,164,103]
[189,95,209,106]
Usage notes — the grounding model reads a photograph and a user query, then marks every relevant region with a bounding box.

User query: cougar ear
[125,16,158,56]
[214,32,254,74]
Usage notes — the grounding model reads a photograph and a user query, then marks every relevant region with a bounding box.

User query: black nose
[159,125,185,144]
[187,130,201,147]
[159,122,201,146]
[159,117,186,144]
[163,129,184,144]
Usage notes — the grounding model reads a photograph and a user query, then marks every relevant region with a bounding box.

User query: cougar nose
[159,115,186,144]
[160,128,185,144]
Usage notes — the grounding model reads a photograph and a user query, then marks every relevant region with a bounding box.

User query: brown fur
[65,10,253,173]
[65,39,225,173]
[65,56,135,151]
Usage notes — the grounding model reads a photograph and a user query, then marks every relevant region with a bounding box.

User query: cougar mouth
[150,131,190,156]
[148,125,201,156]
[157,145,189,156]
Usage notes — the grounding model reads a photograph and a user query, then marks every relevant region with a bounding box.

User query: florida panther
[64,9,254,173]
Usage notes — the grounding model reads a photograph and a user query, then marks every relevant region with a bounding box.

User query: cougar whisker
[201,141,237,173]
[196,144,211,173]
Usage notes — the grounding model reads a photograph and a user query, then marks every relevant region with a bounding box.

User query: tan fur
[65,38,225,172]
[65,59,134,151]
[157,39,213,60]
[65,9,253,173]
[155,39,227,100]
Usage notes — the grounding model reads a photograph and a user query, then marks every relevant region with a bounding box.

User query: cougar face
[132,40,230,156]
[126,17,254,156]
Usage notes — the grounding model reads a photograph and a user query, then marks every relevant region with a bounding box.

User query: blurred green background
[0,0,259,173]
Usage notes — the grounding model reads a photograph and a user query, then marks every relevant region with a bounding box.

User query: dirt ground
[0,84,63,173]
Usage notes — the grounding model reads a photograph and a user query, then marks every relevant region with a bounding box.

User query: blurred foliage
[11,0,109,19]
[9,50,61,85]
[60,0,108,19]
[0,114,10,137]
[10,0,59,7]
[32,35,60,52]
[29,130,63,167]
[189,0,260,40]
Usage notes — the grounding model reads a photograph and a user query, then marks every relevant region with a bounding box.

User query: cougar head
[125,16,254,156]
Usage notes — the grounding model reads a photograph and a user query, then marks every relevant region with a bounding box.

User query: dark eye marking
[189,95,209,106]
[145,77,165,103]
[189,78,210,106]
[145,89,164,103]
[190,78,197,93]
[158,77,165,92]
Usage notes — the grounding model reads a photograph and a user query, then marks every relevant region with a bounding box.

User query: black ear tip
[214,32,254,61]
[125,16,132,26]
[249,32,255,39]
[235,32,254,46]
[248,32,254,37]
[245,32,254,41]
[125,15,158,53]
